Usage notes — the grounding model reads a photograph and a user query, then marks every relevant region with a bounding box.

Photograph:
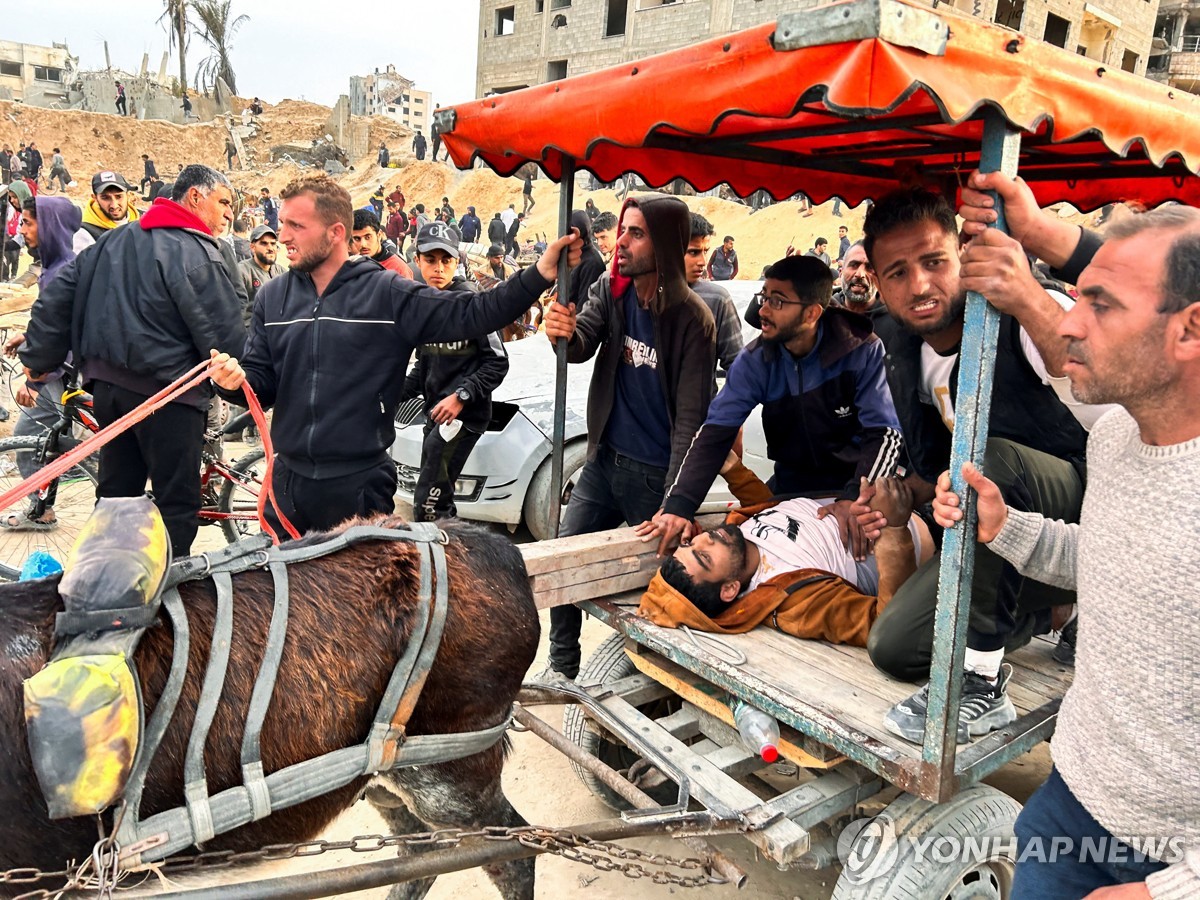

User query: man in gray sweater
[936,178,1200,899]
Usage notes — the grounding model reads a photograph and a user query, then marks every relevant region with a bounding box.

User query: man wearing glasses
[639,254,902,559]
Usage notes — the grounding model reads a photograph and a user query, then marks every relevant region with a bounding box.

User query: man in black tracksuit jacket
[401,223,509,520]
[212,175,580,535]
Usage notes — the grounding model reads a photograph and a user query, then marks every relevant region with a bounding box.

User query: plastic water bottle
[730,697,780,763]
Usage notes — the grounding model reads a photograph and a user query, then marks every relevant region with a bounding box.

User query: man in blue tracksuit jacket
[643,254,903,556]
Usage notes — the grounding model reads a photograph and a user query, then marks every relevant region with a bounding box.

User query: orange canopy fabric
[442,0,1200,211]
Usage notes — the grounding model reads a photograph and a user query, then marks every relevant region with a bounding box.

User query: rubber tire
[561,632,682,811]
[523,439,588,541]
[830,783,1020,900]
[0,434,99,574]
[217,448,266,544]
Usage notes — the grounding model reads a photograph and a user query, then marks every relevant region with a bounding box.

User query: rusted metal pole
[512,703,748,888]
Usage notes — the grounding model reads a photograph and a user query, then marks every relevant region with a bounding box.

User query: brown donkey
[0,516,539,899]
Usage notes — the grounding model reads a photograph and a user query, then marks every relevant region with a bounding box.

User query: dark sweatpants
[413,421,482,522]
[93,381,206,557]
[867,438,1083,682]
[265,457,397,537]
[548,445,667,679]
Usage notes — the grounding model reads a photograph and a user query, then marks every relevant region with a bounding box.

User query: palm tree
[191,0,249,96]
[158,0,189,93]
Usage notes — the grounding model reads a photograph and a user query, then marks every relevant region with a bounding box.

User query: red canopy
[441,0,1200,211]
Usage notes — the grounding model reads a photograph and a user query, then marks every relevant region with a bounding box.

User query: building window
[1043,13,1070,48]
[605,0,628,36]
[414,97,424,104]
[637,0,679,8]
[993,0,1023,31]
[547,59,568,81]
[535,0,544,11]
[1122,49,1139,71]
[495,6,516,36]
[0,61,21,77]
[551,0,571,7]
[33,65,63,82]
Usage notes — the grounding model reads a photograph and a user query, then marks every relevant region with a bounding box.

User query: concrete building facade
[0,40,77,106]
[476,0,1162,98]
[349,64,433,133]
[1148,0,1200,93]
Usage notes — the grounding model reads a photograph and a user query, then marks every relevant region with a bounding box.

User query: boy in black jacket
[401,222,509,520]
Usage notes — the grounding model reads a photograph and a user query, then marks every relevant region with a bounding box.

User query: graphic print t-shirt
[604,288,672,468]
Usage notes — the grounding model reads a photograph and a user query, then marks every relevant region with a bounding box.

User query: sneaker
[884,664,1017,745]
[528,665,575,686]
[1053,618,1077,666]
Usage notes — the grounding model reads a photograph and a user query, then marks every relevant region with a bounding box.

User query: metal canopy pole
[920,107,1021,802]
[549,157,577,538]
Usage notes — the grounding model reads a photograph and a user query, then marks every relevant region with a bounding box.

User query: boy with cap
[401,222,509,520]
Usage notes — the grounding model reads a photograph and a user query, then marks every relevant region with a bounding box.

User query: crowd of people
[0,133,1194,897]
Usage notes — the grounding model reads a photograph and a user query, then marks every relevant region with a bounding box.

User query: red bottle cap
[760,745,779,763]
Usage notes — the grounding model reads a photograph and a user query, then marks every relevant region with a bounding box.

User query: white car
[391,281,771,539]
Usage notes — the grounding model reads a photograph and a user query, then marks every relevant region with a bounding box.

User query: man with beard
[834,242,885,319]
[640,253,902,558]
[237,224,284,321]
[210,173,581,535]
[641,474,931,648]
[857,187,1111,745]
[537,195,716,683]
[77,171,142,251]
[940,171,1200,900]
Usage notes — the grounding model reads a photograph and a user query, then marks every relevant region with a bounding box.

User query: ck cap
[92,171,131,193]
[416,221,461,256]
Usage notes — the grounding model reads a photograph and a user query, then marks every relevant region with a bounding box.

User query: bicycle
[0,368,266,579]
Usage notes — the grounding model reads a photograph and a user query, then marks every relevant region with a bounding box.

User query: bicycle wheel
[216,448,266,543]
[0,435,99,575]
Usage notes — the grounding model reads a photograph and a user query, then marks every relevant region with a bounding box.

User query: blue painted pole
[550,157,576,538]
[920,108,1021,800]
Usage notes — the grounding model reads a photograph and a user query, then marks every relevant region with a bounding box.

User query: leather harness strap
[115,524,507,868]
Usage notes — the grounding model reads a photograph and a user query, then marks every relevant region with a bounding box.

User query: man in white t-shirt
[655,477,932,641]
[859,187,1111,745]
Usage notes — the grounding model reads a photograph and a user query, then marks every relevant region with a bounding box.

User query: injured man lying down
[638,462,934,646]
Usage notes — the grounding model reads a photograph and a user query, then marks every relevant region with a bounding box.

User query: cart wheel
[831,784,1020,900]
[561,632,681,811]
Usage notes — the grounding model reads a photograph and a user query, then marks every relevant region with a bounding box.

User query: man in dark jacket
[140,154,158,196]
[20,165,246,555]
[351,208,414,278]
[401,222,509,520]
[412,131,428,161]
[24,143,44,181]
[260,188,279,231]
[237,224,284,323]
[538,194,716,682]
[459,206,482,244]
[1,195,82,531]
[686,213,743,374]
[487,212,506,247]
[210,173,581,534]
[566,209,605,310]
[857,187,1107,745]
[506,213,524,258]
[645,253,902,557]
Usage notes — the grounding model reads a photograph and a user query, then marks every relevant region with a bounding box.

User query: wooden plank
[534,570,659,609]
[530,552,660,593]
[520,515,723,578]
[628,648,845,769]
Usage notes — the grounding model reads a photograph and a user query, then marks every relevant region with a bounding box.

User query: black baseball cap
[250,224,277,241]
[416,222,461,256]
[92,171,130,193]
